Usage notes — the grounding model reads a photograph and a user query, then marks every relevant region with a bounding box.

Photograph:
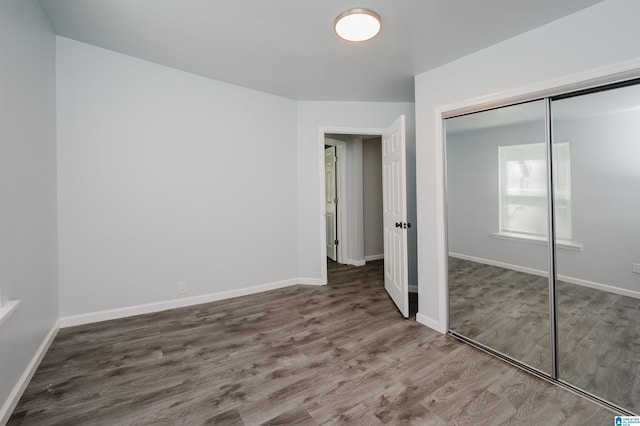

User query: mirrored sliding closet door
[445,100,553,375]
[446,79,640,414]
[552,83,640,413]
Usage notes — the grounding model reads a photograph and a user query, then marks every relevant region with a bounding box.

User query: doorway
[319,117,412,318]
[324,133,383,268]
[323,138,347,264]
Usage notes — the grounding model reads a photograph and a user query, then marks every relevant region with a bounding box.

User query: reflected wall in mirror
[445,100,552,374]
[552,83,640,412]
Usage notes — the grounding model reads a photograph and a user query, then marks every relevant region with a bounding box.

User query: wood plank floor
[449,256,640,414]
[9,260,617,425]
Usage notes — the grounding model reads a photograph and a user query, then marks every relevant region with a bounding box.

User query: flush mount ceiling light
[334,8,381,42]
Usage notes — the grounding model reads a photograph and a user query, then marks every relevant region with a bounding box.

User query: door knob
[395,222,412,229]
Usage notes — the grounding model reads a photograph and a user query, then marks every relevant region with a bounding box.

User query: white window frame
[498,142,574,244]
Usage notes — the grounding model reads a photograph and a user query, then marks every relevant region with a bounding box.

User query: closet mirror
[445,100,552,374]
[552,83,640,412]
[445,80,640,414]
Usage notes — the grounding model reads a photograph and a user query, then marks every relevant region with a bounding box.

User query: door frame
[318,126,384,285]
[323,139,346,264]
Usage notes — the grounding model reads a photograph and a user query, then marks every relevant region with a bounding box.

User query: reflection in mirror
[552,83,640,413]
[445,100,552,374]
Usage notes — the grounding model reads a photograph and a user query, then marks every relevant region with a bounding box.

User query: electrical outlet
[633,263,640,274]
[178,282,188,294]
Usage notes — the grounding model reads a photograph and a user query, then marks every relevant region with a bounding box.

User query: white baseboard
[364,254,384,262]
[1,320,59,425]
[416,312,446,334]
[449,252,547,278]
[298,277,325,286]
[345,259,366,267]
[60,278,302,328]
[558,275,640,300]
[408,285,418,294]
[449,252,640,300]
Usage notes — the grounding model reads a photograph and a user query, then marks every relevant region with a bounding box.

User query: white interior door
[382,115,409,318]
[325,146,338,261]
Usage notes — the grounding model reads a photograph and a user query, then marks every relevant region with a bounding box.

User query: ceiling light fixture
[334,8,381,42]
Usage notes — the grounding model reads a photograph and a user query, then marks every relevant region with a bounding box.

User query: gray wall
[446,119,549,272]
[0,0,59,418]
[553,102,640,292]
[56,37,299,317]
[345,137,364,263]
[363,138,383,257]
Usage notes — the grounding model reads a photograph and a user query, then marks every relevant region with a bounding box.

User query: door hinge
[335,239,339,245]
[334,197,338,204]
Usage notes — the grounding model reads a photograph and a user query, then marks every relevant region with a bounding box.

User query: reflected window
[499,142,571,240]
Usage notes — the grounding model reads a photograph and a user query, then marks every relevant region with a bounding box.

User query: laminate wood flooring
[449,256,640,414]
[9,260,617,425]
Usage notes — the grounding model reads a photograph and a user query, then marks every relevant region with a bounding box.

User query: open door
[382,115,409,318]
[325,146,338,261]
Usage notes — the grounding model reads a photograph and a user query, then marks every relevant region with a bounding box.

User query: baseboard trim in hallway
[364,254,384,261]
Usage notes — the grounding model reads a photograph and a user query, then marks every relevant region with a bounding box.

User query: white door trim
[318,126,384,285]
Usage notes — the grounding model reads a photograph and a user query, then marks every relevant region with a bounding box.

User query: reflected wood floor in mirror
[449,256,640,414]
[10,260,617,425]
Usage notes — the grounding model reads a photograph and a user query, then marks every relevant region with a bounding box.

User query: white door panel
[382,115,409,318]
[325,146,338,261]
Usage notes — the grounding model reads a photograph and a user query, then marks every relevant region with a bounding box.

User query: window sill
[491,232,583,252]
[0,300,20,328]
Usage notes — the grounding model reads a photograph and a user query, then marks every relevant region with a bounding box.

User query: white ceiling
[38,0,605,102]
